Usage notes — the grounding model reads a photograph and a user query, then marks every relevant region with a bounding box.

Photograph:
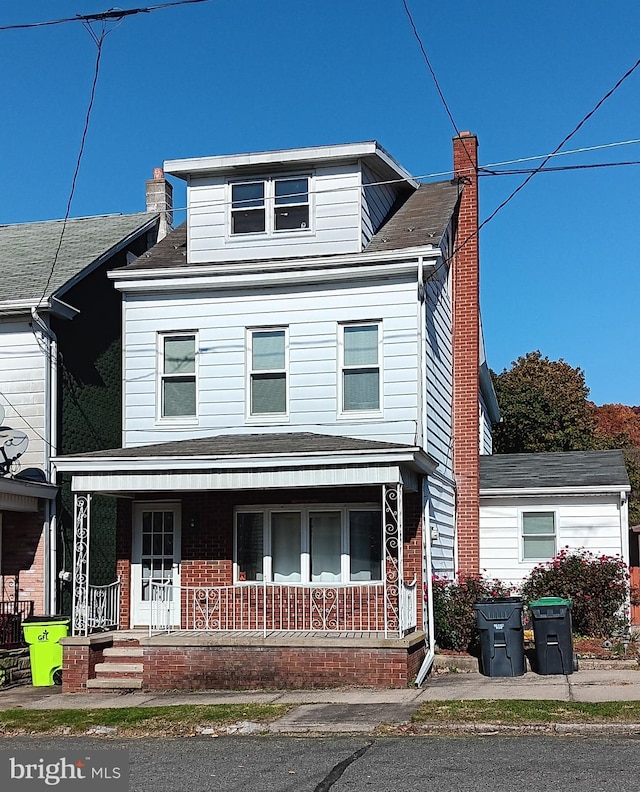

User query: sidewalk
[1,667,640,734]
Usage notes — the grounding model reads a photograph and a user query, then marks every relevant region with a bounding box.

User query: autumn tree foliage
[593,403,640,448]
[491,351,597,454]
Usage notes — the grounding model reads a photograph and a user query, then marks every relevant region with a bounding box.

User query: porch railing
[0,600,34,649]
[150,580,418,638]
[85,579,121,634]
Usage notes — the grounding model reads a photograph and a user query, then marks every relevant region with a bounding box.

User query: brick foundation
[60,634,112,692]
[141,633,425,690]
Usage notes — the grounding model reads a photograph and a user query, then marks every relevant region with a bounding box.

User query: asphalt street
[2,735,640,792]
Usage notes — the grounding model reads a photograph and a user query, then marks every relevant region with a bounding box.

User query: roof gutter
[480,484,631,497]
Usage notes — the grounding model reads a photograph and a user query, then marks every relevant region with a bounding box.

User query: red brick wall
[452,132,480,575]
[142,641,425,690]
[62,637,111,692]
[116,486,422,629]
[1,510,46,614]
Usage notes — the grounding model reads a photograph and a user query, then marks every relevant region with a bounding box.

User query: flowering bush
[431,573,512,653]
[520,548,629,637]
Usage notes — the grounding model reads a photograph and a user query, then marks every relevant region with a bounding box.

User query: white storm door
[131,503,181,627]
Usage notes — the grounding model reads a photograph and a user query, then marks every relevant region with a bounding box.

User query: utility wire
[0,0,214,31]
[38,22,109,307]
[399,0,477,177]
[450,53,640,260]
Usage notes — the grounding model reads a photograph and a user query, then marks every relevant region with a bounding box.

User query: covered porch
[53,433,436,691]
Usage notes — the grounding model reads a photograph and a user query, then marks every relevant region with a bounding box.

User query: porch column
[72,494,91,636]
[383,483,403,637]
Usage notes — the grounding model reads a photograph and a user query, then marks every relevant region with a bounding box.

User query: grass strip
[413,699,640,724]
[0,703,289,736]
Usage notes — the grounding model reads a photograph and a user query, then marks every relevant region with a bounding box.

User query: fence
[0,600,34,649]
[86,579,121,633]
[150,580,417,638]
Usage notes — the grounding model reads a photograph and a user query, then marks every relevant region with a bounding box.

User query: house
[479,450,631,586]
[52,132,500,691]
[0,191,167,658]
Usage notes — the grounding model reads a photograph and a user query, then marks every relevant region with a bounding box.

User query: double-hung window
[522,511,556,560]
[340,322,381,413]
[231,176,310,236]
[234,506,382,584]
[248,328,287,416]
[159,332,197,419]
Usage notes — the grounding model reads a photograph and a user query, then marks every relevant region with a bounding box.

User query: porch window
[522,511,556,560]
[248,328,287,416]
[234,506,382,583]
[340,323,381,413]
[159,333,197,418]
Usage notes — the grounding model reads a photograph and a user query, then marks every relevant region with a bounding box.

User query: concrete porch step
[86,678,143,690]
[103,647,143,658]
[95,662,143,675]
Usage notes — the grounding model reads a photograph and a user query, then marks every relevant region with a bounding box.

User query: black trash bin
[473,597,526,677]
[529,597,575,675]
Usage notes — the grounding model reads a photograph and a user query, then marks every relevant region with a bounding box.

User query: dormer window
[230,176,310,236]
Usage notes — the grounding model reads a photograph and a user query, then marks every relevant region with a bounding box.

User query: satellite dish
[0,427,29,476]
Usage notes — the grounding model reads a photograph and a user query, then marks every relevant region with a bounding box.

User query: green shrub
[520,548,629,637]
[431,573,512,653]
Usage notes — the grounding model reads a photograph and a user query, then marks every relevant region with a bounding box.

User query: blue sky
[1,1,639,405]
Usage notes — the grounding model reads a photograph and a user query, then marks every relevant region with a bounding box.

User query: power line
[38,22,109,307]
[0,0,214,32]
[399,0,477,177]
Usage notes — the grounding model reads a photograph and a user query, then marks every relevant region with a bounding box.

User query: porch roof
[0,476,57,512]
[52,431,436,493]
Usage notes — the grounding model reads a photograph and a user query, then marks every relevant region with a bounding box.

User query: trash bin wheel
[52,669,63,686]
[573,654,579,673]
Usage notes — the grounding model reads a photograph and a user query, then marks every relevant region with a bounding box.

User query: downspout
[416,256,425,446]
[415,476,435,686]
[31,308,58,614]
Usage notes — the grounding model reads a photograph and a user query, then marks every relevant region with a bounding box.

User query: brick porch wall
[142,639,425,690]
[61,635,112,693]
[116,486,422,624]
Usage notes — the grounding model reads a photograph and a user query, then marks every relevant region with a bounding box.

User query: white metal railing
[399,577,418,635]
[149,580,418,638]
[86,578,121,633]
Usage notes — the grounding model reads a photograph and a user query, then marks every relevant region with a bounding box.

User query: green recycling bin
[529,597,575,675]
[22,616,69,686]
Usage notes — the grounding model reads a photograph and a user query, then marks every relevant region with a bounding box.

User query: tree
[492,351,597,454]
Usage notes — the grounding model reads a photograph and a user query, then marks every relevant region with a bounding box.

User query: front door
[131,502,181,627]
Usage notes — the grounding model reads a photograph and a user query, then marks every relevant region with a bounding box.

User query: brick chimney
[146,167,173,241]
[451,131,480,576]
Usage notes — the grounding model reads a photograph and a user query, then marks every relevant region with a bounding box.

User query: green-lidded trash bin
[473,597,526,677]
[529,597,575,675]
[22,616,69,686]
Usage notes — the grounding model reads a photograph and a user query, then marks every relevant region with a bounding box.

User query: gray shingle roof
[63,432,415,459]
[480,450,630,491]
[0,212,158,304]
[365,181,462,252]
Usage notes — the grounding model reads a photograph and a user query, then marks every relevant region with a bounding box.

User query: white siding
[479,394,493,454]
[428,475,456,578]
[187,163,363,262]
[479,494,626,587]
[123,276,420,447]
[361,164,400,247]
[424,262,453,477]
[0,318,47,469]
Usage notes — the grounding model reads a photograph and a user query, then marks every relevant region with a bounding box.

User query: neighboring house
[53,133,500,691]
[479,450,631,586]
[0,193,166,643]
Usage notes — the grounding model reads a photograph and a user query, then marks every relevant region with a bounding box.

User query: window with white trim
[248,328,287,416]
[230,176,310,236]
[339,322,381,413]
[234,506,382,584]
[522,511,556,560]
[159,332,197,418]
